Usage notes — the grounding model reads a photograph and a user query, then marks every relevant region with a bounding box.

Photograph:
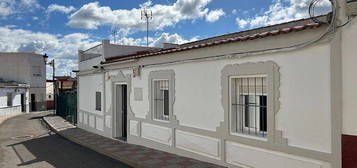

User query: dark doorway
[114,84,127,141]
[31,94,36,112]
[21,94,26,112]
[121,85,127,139]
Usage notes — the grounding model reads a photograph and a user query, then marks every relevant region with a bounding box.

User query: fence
[56,89,77,124]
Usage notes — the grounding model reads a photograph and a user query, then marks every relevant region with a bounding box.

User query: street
[0,112,131,168]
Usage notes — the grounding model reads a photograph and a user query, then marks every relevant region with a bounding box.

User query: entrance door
[30,94,36,112]
[114,84,127,141]
[21,94,26,112]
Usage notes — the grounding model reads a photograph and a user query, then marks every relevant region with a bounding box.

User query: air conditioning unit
[347,0,357,16]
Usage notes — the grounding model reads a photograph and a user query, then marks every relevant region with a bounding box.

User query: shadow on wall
[6,134,131,168]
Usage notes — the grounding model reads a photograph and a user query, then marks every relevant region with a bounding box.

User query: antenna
[111,24,119,44]
[141,8,153,47]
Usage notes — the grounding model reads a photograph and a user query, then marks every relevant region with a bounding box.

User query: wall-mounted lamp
[43,53,48,63]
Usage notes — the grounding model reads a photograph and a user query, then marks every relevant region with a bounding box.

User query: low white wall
[225,141,330,168]
[141,122,172,146]
[0,106,23,124]
[176,130,221,160]
[129,120,139,136]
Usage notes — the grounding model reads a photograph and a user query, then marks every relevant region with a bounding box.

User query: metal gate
[56,89,77,124]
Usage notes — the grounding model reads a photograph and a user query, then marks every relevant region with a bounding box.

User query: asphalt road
[0,112,131,168]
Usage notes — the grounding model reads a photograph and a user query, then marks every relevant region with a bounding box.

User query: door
[21,94,26,112]
[30,94,36,112]
[114,84,127,141]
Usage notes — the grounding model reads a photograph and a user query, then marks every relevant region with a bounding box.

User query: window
[153,80,169,121]
[7,93,13,107]
[95,92,101,111]
[231,75,267,138]
[32,66,41,77]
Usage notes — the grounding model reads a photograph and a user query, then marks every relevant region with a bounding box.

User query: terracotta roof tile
[102,22,322,64]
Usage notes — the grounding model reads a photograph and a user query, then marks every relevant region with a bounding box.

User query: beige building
[0,52,46,112]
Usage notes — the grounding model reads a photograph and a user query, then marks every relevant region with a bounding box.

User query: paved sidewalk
[43,116,225,168]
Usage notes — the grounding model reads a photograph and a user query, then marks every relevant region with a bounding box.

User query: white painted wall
[46,82,54,101]
[78,74,104,115]
[341,17,357,136]
[226,141,330,168]
[0,96,6,108]
[0,87,29,116]
[141,122,172,146]
[103,40,157,59]
[79,56,104,71]
[129,44,332,153]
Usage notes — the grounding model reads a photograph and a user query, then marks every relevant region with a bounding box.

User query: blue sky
[0,0,331,78]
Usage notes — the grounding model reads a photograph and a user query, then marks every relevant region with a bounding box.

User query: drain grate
[11,135,34,139]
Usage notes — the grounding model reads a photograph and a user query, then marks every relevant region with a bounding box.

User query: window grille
[153,80,169,121]
[231,75,267,137]
[95,92,101,111]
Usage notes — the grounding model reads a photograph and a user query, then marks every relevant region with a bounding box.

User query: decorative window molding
[220,61,286,144]
[147,70,178,125]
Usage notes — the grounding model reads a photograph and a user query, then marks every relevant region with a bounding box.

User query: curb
[42,117,143,168]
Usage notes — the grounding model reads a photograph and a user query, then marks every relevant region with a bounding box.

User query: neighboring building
[0,52,47,112]
[76,7,357,168]
[46,80,54,109]
[47,76,77,110]
[0,81,29,117]
[55,76,77,90]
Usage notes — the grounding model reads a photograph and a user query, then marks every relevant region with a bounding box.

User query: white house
[0,52,47,112]
[0,81,29,118]
[76,2,357,168]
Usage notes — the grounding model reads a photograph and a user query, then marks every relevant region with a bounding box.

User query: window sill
[230,132,268,142]
[153,118,170,123]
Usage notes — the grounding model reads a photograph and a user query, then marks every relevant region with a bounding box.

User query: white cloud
[236,0,331,29]
[150,32,198,47]
[113,32,197,48]
[236,18,248,28]
[0,0,13,17]
[46,4,76,14]
[0,26,195,76]
[205,9,225,22]
[68,0,213,30]
[0,26,100,76]
[0,0,40,18]
[19,0,40,9]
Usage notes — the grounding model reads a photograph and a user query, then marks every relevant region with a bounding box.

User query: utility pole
[141,8,152,47]
[44,54,56,115]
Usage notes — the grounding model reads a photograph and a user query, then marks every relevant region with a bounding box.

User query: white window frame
[229,74,268,140]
